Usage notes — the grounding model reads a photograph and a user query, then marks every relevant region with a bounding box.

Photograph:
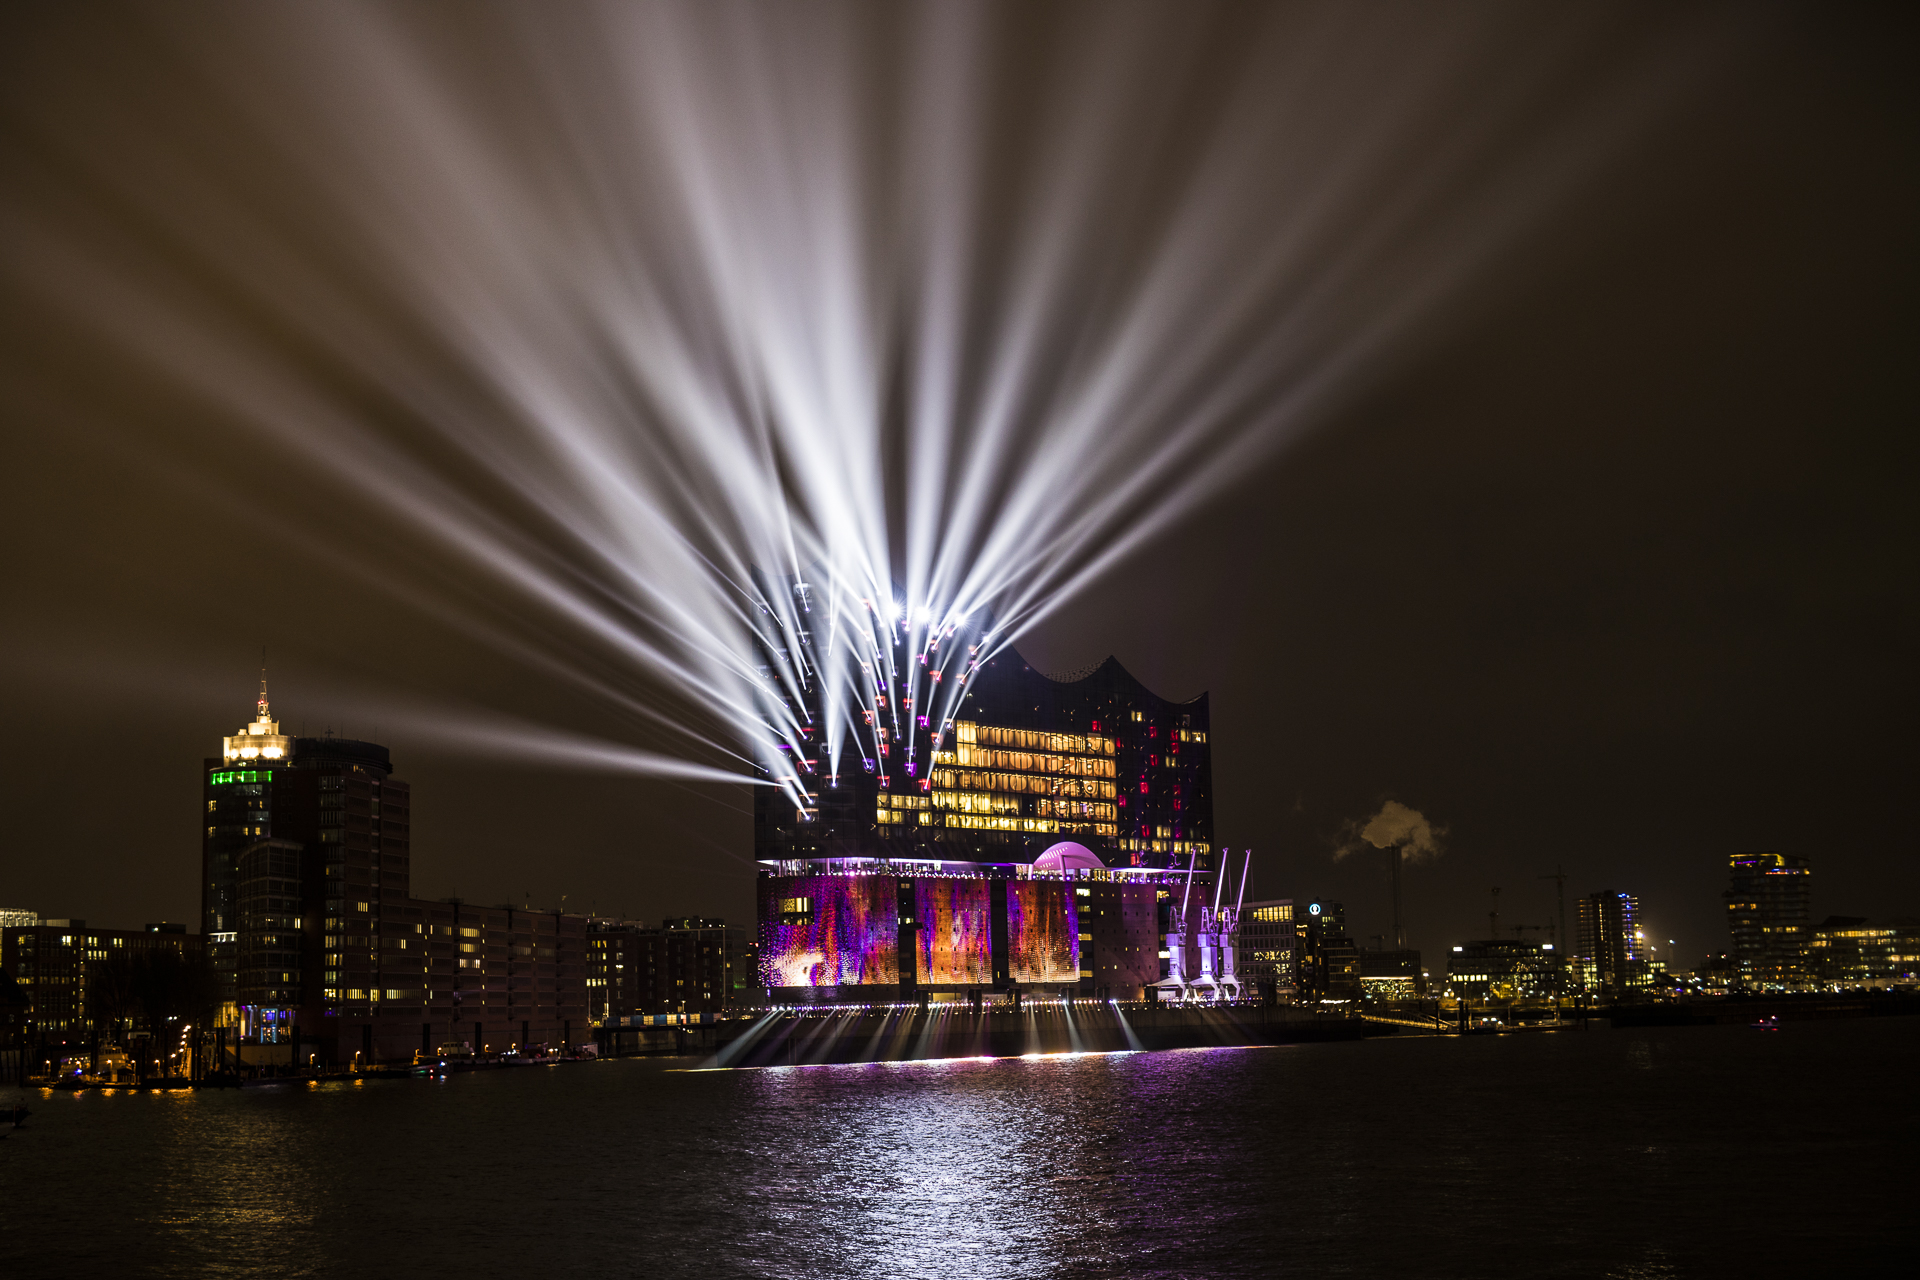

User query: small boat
[0,1103,28,1136]
[1750,1015,1780,1030]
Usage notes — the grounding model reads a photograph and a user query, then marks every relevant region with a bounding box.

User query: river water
[6,1016,1915,1278]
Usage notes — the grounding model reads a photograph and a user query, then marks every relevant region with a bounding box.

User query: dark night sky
[3,3,1915,971]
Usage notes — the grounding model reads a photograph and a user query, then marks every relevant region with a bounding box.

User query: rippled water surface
[7,1017,1916,1278]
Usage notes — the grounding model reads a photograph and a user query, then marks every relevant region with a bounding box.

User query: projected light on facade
[761,874,900,989]
[1006,879,1080,986]
[756,848,1168,999]
[914,878,993,987]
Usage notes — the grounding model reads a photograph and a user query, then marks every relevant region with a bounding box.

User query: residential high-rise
[1725,852,1812,988]
[1575,892,1641,993]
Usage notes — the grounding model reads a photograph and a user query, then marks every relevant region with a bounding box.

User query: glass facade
[752,582,1214,874]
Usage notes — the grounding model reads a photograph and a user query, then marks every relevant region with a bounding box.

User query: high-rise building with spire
[200,680,588,1061]
[201,675,402,1012]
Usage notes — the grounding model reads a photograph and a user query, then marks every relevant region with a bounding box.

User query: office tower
[1296,901,1360,1002]
[201,686,587,1061]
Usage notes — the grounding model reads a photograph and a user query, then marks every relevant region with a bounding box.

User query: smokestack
[1390,846,1404,950]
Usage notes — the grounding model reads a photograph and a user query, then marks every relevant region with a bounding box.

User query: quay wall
[601,1004,1369,1066]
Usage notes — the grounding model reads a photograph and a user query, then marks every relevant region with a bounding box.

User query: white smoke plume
[1336,800,1446,864]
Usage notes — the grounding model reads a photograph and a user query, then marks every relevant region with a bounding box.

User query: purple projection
[915,878,993,985]
[1006,879,1080,984]
[761,874,900,987]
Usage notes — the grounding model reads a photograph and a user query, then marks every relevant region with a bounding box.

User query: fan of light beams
[7,2,1713,805]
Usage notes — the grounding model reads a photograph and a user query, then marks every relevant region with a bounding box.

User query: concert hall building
[750,582,1218,1000]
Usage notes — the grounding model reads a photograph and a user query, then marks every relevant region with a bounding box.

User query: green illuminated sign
[209,770,273,785]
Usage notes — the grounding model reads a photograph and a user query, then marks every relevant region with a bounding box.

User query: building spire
[223,646,288,762]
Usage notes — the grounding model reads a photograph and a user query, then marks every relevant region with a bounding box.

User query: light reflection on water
[4,1021,1913,1278]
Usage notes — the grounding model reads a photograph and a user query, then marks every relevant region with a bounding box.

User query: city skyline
[3,3,1914,991]
[2,7,1913,1272]
[6,679,1904,991]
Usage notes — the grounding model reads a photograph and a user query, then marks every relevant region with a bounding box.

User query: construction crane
[1540,867,1568,956]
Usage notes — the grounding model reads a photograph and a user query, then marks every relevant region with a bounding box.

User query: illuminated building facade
[586,917,758,1018]
[1805,916,1920,990]
[1443,938,1563,1002]
[201,692,588,1061]
[1359,948,1425,999]
[1725,852,1812,987]
[1,922,203,1033]
[200,680,413,1011]
[750,579,1214,877]
[755,843,1174,1001]
[1575,891,1641,993]
[1296,901,1360,1002]
[1236,900,1297,1000]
